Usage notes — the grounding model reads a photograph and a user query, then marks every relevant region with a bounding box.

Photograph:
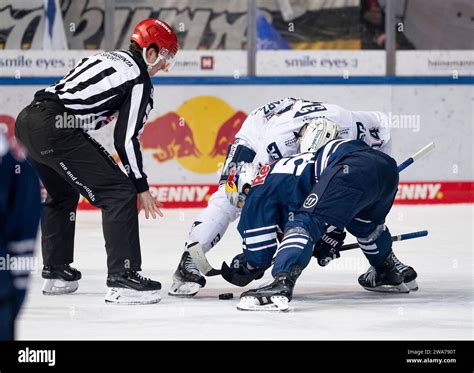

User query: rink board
[0,78,472,206]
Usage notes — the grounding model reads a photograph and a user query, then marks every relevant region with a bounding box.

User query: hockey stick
[193,143,435,277]
[397,142,435,173]
[339,230,428,252]
[221,229,429,283]
[187,242,222,276]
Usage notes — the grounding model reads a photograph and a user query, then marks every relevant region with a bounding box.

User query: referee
[14,19,178,304]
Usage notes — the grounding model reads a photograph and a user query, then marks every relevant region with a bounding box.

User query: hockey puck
[218,293,233,300]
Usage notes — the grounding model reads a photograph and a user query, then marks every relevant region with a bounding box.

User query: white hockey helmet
[225,163,259,208]
[299,117,340,153]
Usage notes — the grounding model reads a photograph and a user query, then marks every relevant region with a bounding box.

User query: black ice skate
[358,253,410,293]
[391,252,418,291]
[168,251,206,297]
[237,268,301,311]
[105,271,161,305]
[42,264,82,295]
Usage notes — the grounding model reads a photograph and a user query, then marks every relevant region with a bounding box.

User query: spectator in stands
[361,0,386,49]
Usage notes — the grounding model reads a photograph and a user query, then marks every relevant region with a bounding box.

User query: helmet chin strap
[142,47,161,71]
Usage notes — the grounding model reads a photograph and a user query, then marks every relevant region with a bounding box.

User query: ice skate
[237,272,295,312]
[42,264,82,295]
[168,251,206,297]
[358,253,410,293]
[105,271,161,305]
[391,252,418,291]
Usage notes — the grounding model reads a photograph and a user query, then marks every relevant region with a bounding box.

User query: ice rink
[17,205,473,340]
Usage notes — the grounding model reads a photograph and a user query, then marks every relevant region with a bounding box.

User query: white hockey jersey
[235,97,390,166]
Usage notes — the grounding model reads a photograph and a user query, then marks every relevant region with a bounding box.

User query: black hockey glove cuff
[220,253,266,287]
[313,229,346,267]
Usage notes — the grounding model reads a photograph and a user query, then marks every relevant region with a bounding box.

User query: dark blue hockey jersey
[0,133,41,334]
[237,139,370,268]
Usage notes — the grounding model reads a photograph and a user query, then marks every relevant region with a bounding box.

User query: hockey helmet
[225,163,259,208]
[131,18,179,72]
[299,117,340,153]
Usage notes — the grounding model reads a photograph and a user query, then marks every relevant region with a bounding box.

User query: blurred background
[1,0,473,51]
[1,0,473,68]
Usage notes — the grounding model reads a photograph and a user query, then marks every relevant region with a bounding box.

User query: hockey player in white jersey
[168,97,392,296]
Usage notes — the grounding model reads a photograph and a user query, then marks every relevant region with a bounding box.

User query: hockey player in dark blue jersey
[0,133,41,339]
[223,118,417,311]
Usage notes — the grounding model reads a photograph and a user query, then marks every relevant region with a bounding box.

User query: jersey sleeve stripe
[63,93,118,111]
[58,67,117,96]
[243,227,278,238]
[13,277,30,290]
[277,242,306,252]
[245,238,278,249]
[361,250,380,255]
[59,57,89,82]
[277,237,308,246]
[244,232,277,245]
[245,243,278,252]
[7,239,36,254]
[243,225,278,234]
[53,59,102,92]
[125,83,145,179]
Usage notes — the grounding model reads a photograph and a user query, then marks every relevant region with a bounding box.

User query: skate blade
[42,279,79,295]
[105,288,161,305]
[237,296,290,312]
[168,280,201,297]
[405,279,418,291]
[362,282,410,293]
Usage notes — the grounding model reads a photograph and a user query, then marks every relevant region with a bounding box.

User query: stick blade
[187,242,220,276]
[412,142,435,161]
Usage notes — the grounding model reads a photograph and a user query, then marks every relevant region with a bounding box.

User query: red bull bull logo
[141,112,201,162]
[0,114,15,139]
[226,167,238,191]
[141,96,247,174]
[0,114,24,158]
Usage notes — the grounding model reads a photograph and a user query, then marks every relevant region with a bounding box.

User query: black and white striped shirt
[35,50,153,192]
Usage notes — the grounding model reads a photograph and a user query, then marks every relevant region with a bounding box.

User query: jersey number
[271,153,315,176]
[356,122,366,141]
[357,121,384,147]
[293,103,327,118]
[258,100,294,120]
[266,142,283,160]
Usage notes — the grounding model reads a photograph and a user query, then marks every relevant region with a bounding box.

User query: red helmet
[131,18,179,71]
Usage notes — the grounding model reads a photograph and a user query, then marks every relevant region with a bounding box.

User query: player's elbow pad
[219,140,256,184]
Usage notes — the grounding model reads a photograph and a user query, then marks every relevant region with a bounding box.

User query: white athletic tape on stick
[188,243,214,275]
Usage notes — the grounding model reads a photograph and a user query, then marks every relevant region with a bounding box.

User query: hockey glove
[313,229,346,266]
[220,253,266,287]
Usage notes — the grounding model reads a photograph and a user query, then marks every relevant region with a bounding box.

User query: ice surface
[17,205,473,340]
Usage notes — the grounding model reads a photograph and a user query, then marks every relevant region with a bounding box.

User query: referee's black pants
[15,100,142,274]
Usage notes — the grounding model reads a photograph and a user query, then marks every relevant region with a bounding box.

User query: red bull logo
[141,96,247,174]
[0,114,15,139]
[0,114,24,158]
[141,112,201,162]
[226,167,238,191]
